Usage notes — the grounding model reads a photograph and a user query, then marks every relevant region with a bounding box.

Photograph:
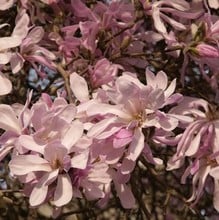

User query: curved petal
[87,117,118,138]
[9,155,51,175]
[152,7,166,33]
[0,104,21,133]
[18,135,45,154]
[62,120,83,151]
[12,13,29,39]
[127,128,144,161]
[0,73,12,96]
[0,0,14,10]
[70,72,89,102]
[29,169,59,206]
[71,150,89,169]
[30,185,48,207]
[156,71,168,90]
[53,174,73,207]
[114,182,135,209]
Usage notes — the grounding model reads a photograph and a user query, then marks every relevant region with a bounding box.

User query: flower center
[51,158,63,171]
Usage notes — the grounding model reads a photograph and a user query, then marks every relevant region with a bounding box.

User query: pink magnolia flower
[0,93,32,161]
[10,26,56,74]
[86,69,184,167]
[9,134,111,207]
[9,141,76,207]
[140,0,203,35]
[89,58,123,88]
[167,96,219,211]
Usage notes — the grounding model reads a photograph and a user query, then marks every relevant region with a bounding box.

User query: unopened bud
[120,36,132,50]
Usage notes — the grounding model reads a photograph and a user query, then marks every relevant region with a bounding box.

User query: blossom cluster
[0,0,219,218]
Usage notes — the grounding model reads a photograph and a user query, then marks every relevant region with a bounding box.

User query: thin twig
[56,63,74,103]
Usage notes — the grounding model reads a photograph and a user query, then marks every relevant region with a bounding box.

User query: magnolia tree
[0,0,219,219]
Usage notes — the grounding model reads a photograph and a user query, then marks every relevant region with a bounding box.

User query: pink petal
[27,27,44,44]
[12,13,29,39]
[210,167,219,179]
[114,183,135,209]
[156,71,168,90]
[157,0,190,11]
[30,185,48,207]
[70,72,89,102]
[0,0,14,10]
[18,135,45,154]
[152,7,166,33]
[71,150,89,169]
[29,169,59,206]
[127,128,144,161]
[53,174,73,207]
[96,126,122,139]
[185,132,201,156]
[120,158,135,174]
[87,117,118,138]
[0,73,12,96]
[62,120,83,151]
[161,13,186,31]
[145,68,156,88]
[157,113,178,131]
[0,36,22,51]
[44,142,68,163]
[0,52,12,64]
[87,103,128,118]
[0,104,21,133]
[10,53,24,74]
[9,155,51,175]
[208,0,219,9]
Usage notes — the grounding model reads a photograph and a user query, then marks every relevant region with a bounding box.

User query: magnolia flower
[10,142,75,207]
[0,93,32,161]
[86,69,183,167]
[89,58,123,88]
[167,96,219,210]
[140,0,203,35]
[10,26,56,74]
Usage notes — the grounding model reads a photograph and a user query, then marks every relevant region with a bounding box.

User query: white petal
[62,120,83,151]
[30,170,59,206]
[210,167,219,179]
[185,132,201,156]
[127,128,144,161]
[114,182,135,209]
[0,104,21,133]
[71,150,89,169]
[0,73,12,96]
[9,155,51,175]
[53,174,73,207]
[70,72,89,102]
[87,117,118,138]
[18,135,45,154]
[30,185,48,207]
[156,71,168,90]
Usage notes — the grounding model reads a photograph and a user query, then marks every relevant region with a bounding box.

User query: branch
[56,63,74,103]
